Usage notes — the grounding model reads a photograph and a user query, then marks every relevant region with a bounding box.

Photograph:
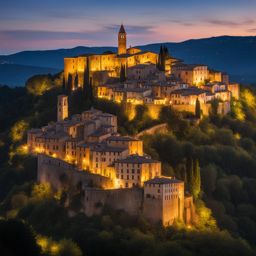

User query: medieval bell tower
[118,24,127,55]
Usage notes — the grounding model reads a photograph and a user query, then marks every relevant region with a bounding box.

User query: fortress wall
[184,196,196,225]
[143,198,162,224]
[136,123,168,138]
[172,104,201,115]
[37,154,113,191]
[83,187,143,216]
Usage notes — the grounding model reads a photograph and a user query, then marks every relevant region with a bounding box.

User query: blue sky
[0,0,256,54]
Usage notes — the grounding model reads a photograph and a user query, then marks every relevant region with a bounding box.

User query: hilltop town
[64,24,240,119]
[27,25,241,227]
[28,96,194,226]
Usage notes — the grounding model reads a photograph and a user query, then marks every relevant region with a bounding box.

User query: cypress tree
[192,159,201,200]
[88,77,94,103]
[157,45,163,70]
[195,97,201,119]
[83,58,90,96]
[74,73,78,90]
[62,76,65,92]
[120,64,126,82]
[67,73,73,94]
[157,45,169,71]
[186,157,193,191]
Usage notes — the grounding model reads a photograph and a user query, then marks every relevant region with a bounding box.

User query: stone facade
[143,177,184,226]
[30,97,195,226]
[37,154,113,190]
[57,95,68,122]
[63,25,175,90]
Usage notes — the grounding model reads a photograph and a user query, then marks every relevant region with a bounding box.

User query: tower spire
[118,24,127,55]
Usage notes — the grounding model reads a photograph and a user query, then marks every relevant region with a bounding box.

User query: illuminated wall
[173,65,209,86]
[143,179,184,226]
[114,160,161,188]
[57,95,68,122]
[227,83,240,100]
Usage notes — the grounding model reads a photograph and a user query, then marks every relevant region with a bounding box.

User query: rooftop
[115,154,159,164]
[171,87,207,96]
[92,143,126,153]
[119,24,126,34]
[106,135,139,142]
[145,176,183,185]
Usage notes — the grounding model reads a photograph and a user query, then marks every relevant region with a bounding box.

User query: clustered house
[28,95,195,226]
[64,24,239,119]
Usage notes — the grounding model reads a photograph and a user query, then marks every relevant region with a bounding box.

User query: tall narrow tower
[118,24,127,55]
[57,95,68,122]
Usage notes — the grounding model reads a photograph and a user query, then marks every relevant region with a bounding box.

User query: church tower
[118,24,127,55]
[57,95,68,122]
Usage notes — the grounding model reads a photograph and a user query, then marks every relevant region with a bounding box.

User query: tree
[74,73,79,90]
[67,73,73,94]
[201,164,217,196]
[157,45,163,70]
[83,58,90,96]
[31,183,52,200]
[120,64,126,82]
[192,159,201,200]
[62,76,65,92]
[186,157,193,190]
[26,74,53,96]
[10,120,29,142]
[157,45,169,71]
[186,158,201,200]
[58,239,83,256]
[195,97,201,119]
[83,58,94,106]
[210,99,219,116]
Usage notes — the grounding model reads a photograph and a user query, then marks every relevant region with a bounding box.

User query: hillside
[1,36,256,86]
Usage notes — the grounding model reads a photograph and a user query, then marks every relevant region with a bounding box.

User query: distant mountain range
[1,36,256,87]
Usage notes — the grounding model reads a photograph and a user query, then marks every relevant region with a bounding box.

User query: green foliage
[58,239,82,256]
[195,97,201,119]
[67,73,73,94]
[10,120,29,142]
[2,82,256,254]
[120,64,126,82]
[32,183,53,201]
[185,158,201,199]
[157,45,169,71]
[26,73,63,96]
[195,200,217,230]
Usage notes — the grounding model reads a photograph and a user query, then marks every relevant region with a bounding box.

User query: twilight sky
[1,0,256,54]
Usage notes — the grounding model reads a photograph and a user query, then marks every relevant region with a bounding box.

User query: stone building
[30,96,195,227]
[172,64,209,86]
[143,177,184,226]
[114,155,161,188]
[63,25,176,90]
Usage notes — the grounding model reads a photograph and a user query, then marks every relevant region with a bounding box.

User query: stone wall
[37,154,113,191]
[143,197,162,224]
[136,123,168,138]
[172,101,230,116]
[184,195,196,225]
[83,187,143,216]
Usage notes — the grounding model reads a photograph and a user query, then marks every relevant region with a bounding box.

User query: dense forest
[1,73,256,255]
